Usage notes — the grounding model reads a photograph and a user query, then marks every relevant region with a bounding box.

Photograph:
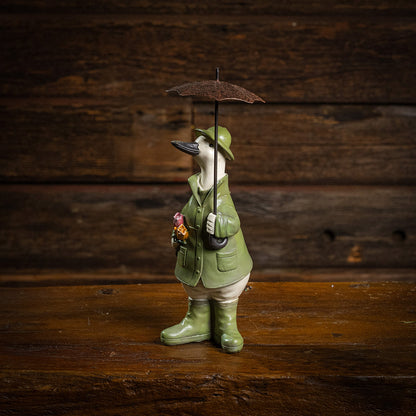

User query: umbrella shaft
[213,67,219,216]
[214,99,218,216]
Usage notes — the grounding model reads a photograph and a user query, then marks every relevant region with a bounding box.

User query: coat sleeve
[214,195,241,238]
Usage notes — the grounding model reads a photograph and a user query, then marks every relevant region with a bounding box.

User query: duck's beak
[171,141,200,156]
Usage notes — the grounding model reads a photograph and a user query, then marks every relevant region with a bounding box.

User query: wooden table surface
[1,281,415,415]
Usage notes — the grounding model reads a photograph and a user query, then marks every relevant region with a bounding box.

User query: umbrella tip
[216,67,220,81]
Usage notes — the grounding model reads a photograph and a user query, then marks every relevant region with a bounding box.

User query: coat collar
[188,173,229,206]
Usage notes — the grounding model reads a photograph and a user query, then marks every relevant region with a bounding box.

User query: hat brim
[194,128,234,161]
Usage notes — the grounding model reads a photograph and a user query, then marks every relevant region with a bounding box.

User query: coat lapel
[188,174,202,206]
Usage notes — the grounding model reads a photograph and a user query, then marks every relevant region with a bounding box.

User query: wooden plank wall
[0,1,415,284]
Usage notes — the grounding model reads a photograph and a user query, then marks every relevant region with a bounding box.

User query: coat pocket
[216,251,237,272]
[178,245,187,268]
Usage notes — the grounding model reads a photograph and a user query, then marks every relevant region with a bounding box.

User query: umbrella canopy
[167,80,265,103]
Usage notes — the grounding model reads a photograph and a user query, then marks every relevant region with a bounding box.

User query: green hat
[194,126,234,161]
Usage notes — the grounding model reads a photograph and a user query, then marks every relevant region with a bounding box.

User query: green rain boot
[160,299,211,346]
[213,300,244,353]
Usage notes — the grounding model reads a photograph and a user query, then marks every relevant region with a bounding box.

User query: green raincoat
[174,173,253,288]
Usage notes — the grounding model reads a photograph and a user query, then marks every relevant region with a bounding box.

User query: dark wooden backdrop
[0,1,415,285]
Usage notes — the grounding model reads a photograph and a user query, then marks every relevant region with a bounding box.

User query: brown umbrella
[167,68,265,249]
[167,79,265,104]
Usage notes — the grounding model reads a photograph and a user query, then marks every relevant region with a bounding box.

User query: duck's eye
[209,143,214,148]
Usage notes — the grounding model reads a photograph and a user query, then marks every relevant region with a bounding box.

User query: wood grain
[3,102,415,184]
[0,0,415,287]
[0,185,414,277]
[0,282,415,415]
[2,268,416,287]
[0,98,192,183]
[195,104,416,185]
[237,185,416,269]
[1,0,416,15]
[0,15,414,103]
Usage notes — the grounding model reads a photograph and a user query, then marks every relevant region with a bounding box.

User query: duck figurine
[160,126,253,353]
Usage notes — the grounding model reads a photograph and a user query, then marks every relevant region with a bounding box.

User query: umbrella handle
[208,234,228,250]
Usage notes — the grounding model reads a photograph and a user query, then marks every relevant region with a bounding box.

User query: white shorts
[182,274,250,303]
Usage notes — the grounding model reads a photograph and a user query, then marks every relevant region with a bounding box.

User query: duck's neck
[197,159,226,191]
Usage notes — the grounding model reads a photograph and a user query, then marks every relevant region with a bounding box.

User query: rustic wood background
[0,1,415,284]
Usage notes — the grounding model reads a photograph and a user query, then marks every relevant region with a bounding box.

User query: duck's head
[171,126,234,168]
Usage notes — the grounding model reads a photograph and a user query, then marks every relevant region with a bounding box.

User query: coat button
[197,257,200,261]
